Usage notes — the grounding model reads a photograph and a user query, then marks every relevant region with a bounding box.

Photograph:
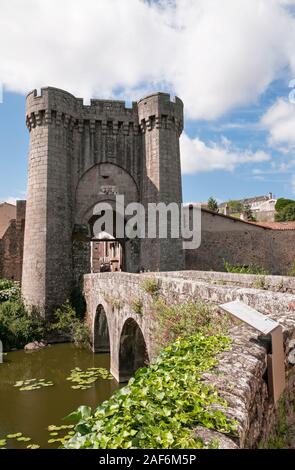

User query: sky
[1,0,295,204]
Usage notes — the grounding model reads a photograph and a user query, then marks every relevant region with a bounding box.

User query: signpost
[219,300,286,403]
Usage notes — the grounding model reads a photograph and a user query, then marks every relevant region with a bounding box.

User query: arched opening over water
[93,304,110,353]
[119,318,149,382]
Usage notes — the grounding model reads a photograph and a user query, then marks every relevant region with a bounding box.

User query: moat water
[0,344,120,449]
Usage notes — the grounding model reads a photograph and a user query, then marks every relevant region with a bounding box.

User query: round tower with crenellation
[138,92,184,271]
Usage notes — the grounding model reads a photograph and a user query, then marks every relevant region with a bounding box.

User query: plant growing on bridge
[223,260,269,275]
[141,278,160,298]
[131,298,143,315]
[151,298,229,351]
[64,332,236,449]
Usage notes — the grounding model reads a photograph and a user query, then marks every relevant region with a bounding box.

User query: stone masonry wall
[185,209,295,275]
[0,201,26,281]
[85,271,295,448]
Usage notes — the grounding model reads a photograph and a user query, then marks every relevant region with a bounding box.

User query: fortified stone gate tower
[22,87,184,316]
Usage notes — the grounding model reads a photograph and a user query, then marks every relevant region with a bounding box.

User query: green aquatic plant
[13,378,54,391]
[66,367,112,390]
[0,432,38,449]
[47,424,76,446]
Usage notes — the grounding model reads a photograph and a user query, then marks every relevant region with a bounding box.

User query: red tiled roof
[253,221,295,231]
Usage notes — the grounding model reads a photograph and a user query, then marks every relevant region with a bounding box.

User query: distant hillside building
[219,192,277,222]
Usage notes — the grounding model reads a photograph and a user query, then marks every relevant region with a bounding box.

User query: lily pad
[14,378,54,391]
[66,367,112,390]
[17,436,31,442]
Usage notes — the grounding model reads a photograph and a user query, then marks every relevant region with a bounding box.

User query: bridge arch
[118,318,149,382]
[93,304,110,353]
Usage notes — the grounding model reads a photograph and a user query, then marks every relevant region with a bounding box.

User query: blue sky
[1,0,295,204]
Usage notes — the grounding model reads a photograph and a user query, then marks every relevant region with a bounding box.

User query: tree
[275,203,295,222]
[243,204,256,222]
[275,198,295,212]
[207,197,219,213]
[228,200,243,214]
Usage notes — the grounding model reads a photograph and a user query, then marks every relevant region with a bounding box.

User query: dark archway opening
[119,318,149,382]
[93,305,110,353]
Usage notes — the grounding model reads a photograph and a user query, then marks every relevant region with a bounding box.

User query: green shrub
[0,279,21,302]
[275,203,295,222]
[51,300,89,348]
[64,333,236,449]
[131,298,143,315]
[275,198,295,212]
[0,299,45,350]
[0,279,15,291]
[141,278,160,297]
[223,260,269,275]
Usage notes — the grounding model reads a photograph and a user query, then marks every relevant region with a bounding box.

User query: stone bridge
[85,270,295,447]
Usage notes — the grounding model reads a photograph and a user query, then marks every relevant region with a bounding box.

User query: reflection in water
[0,344,119,449]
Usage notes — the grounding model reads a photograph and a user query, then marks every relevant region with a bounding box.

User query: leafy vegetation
[207,197,219,213]
[0,278,89,350]
[227,200,244,214]
[141,278,160,298]
[243,204,256,222]
[223,260,269,275]
[275,198,295,222]
[0,298,45,351]
[130,298,143,315]
[0,279,21,302]
[150,298,228,351]
[64,333,236,449]
[50,300,90,347]
[275,198,295,212]
[66,367,112,390]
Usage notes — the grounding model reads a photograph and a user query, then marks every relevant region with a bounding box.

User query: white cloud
[261,98,295,147]
[1,0,295,119]
[180,133,270,174]
[291,175,295,194]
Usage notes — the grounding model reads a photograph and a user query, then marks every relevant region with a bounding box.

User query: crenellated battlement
[26,87,183,135]
[138,92,184,136]
[25,109,140,135]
